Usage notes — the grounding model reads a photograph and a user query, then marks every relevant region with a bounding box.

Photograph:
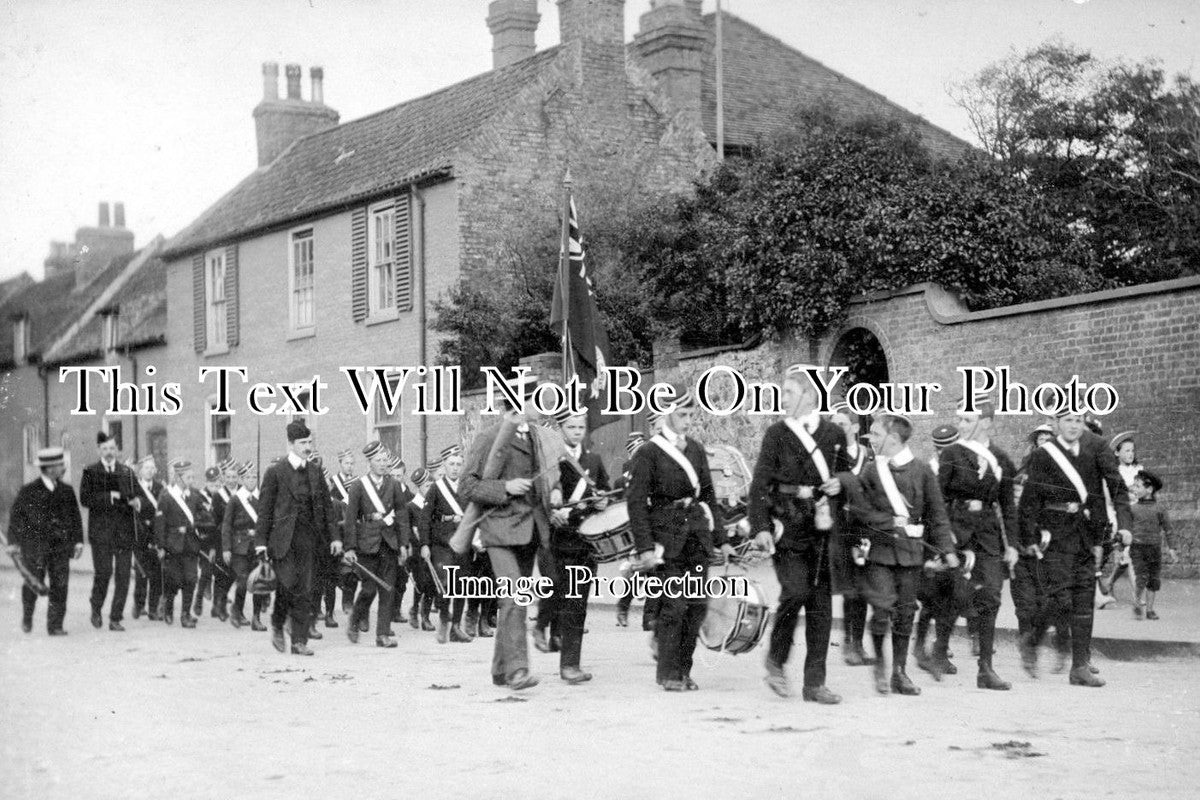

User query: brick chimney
[487,0,540,69]
[634,0,705,125]
[73,201,135,286]
[557,0,626,107]
[253,61,340,168]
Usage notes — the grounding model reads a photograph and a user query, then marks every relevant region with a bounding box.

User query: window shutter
[224,244,239,347]
[393,193,413,312]
[192,253,205,352]
[351,207,368,322]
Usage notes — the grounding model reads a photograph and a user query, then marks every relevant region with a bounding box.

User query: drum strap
[436,478,465,516]
[361,476,396,526]
[166,485,195,526]
[783,418,830,482]
[1039,441,1088,503]
[236,487,258,523]
[650,434,700,498]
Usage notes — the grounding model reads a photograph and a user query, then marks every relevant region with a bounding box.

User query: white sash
[961,440,1001,481]
[361,476,396,526]
[650,434,699,497]
[435,478,465,517]
[849,446,866,476]
[332,472,351,504]
[410,493,425,510]
[1039,441,1088,503]
[784,418,831,482]
[139,481,159,510]
[874,460,911,519]
[166,485,195,526]
[235,487,258,523]
[218,487,231,503]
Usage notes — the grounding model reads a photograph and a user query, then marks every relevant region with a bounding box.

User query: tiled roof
[697,13,972,160]
[0,253,137,369]
[49,255,167,363]
[163,48,561,259]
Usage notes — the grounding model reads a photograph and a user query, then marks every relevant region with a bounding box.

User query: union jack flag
[550,184,611,405]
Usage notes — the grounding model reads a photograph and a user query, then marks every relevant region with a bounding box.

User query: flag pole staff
[558,167,574,383]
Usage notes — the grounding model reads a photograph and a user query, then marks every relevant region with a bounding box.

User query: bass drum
[700,577,772,655]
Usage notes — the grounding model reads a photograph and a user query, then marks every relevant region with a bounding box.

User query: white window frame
[103,311,119,353]
[12,316,28,363]
[206,396,232,467]
[205,249,227,350]
[367,201,397,320]
[367,371,404,459]
[289,227,316,333]
[23,423,39,465]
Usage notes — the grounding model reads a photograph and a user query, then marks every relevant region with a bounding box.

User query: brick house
[0,203,167,520]
[152,0,968,473]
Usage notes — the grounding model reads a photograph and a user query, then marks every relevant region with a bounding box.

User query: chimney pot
[310,66,325,105]
[113,202,126,228]
[98,202,111,228]
[487,0,540,69]
[262,61,279,100]
[285,63,302,100]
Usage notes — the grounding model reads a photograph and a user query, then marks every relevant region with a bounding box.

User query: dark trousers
[230,553,266,616]
[161,551,199,615]
[616,566,663,631]
[656,538,710,684]
[860,563,920,667]
[89,539,132,621]
[430,546,466,624]
[1010,554,1044,633]
[486,540,539,680]
[466,549,497,625]
[272,532,316,644]
[22,546,72,631]
[351,546,399,637]
[915,567,957,651]
[1032,548,1095,670]
[538,547,595,669]
[843,595,868,645]
[311,547,339,617]
[768,547,832,688]
[195,537,216,600]
[133,524,162,614]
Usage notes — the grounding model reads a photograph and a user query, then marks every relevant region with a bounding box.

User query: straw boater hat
[1028,423,1053,444]
[1110,431,1136,453]
[36,447,65,469]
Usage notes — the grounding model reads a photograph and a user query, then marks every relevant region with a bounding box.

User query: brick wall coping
[851,277,1200,326]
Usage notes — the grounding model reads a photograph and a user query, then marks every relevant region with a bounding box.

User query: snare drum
[700,578,772,655]
[578,501,636,564]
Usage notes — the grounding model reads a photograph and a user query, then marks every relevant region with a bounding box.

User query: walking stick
[347,558,394,593]
[423,553,446,597]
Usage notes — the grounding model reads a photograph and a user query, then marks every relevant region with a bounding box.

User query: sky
[0,0,1195,281]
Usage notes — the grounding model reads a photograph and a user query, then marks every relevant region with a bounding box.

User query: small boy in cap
[131,455,165,620]
[222,462,268,630]
[1128,470,1178,620]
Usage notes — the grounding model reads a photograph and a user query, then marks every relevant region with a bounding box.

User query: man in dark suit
[844,414,958,696]
[627,383,729,692]
[131,455,165,620]
[749,365,847,704]
[7,447,84,634]
[154,460,207,627]
[937,397,1020,690]
[458,374,565,691]
[81,431,141,631]
[254,421,339,656]
[343,441,410,648]
[533,411,611,683]
[1017,410,1111,687]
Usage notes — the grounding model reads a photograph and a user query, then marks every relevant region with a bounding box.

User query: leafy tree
[951,41,1200,283]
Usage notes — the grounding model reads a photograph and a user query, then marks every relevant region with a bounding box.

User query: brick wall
[655,278,1200,577]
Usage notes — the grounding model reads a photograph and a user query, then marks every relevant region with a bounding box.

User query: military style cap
[931,424,959,449]
[362,441,386,460]
[956,393,995,419]
[204,466,221,482]
[169,458,193,474]
[410,467,431,486]
[336,448,354,461]
[439,444,463,461]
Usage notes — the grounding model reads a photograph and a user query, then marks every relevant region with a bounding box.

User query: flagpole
[559,168,573,384]
[716,0,725,161]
